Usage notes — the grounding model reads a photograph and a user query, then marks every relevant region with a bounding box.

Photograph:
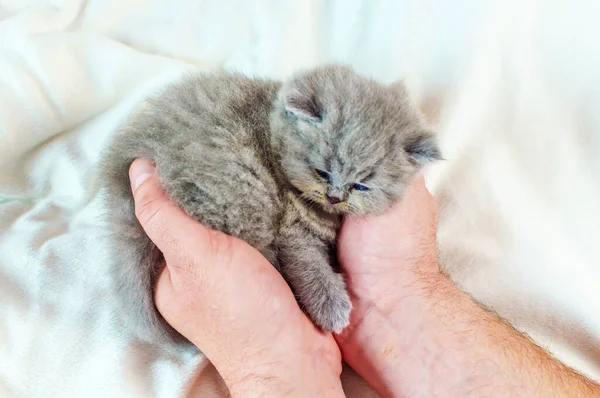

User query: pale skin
[129,158,600,397]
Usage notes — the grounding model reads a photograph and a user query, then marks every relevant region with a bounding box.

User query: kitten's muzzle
[326,187,346,205]
[326,195,343,204]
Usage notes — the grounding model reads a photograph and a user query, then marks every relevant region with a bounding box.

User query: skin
[129,158,600,397]
[336,175,600,397]
[130,158,344,397]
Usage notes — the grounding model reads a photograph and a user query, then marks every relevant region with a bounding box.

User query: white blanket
[2,0,600,396]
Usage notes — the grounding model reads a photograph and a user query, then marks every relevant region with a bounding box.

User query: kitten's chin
[340,201,392,217]
[322,204,347,215]
[323,203,365,216]
[314,199,380,217]
[338,207,371,217]
[304,198,348,215]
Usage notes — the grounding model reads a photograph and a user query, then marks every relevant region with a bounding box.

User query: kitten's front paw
[304,273,352,333]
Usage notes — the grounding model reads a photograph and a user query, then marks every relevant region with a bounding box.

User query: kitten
[99,64,440,348]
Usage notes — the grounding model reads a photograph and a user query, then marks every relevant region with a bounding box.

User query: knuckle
[134,190,163,227]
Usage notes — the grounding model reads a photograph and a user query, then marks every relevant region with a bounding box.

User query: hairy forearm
[339,275,600,397]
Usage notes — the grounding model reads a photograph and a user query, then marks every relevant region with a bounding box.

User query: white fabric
[1,0,600,396]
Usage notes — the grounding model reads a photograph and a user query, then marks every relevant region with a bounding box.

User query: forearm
[339,275,600,397]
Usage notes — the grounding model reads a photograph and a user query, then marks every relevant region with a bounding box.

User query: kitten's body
[100,65,439,347]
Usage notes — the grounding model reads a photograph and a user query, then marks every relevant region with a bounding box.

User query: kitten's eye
[352,183,369,192]
[315,169,331,182]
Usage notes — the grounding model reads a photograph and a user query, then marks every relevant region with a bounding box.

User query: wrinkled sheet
[2,0,600,396]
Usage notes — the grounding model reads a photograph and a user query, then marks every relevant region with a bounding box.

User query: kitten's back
[99,72,283,347]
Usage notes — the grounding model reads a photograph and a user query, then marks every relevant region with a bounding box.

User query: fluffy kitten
[99,64,440,348]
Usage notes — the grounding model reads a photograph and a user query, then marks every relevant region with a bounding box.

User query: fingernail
[129,159,155,192]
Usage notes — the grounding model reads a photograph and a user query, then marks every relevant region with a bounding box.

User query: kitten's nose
[326,193,343,204]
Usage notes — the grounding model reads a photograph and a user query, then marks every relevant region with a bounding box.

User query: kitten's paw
[304,274,352,333]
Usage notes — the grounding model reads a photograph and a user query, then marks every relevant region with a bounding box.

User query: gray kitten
[99,64,440,348]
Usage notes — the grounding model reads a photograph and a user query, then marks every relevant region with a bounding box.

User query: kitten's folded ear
[404,129,442,164]
[389,80,409,96]
[281,81,323,122]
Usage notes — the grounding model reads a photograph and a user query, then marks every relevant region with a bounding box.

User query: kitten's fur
[99,64,440,347]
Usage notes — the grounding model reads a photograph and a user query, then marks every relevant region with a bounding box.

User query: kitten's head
[270,64,441,216]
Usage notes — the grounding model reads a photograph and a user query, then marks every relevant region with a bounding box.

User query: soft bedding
[2,0,600,396]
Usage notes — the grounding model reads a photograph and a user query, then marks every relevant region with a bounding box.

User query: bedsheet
[2,0,600,396]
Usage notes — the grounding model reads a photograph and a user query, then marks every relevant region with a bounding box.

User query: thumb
[128,159,217,267]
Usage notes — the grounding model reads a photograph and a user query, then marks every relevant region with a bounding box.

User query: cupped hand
[338,174,439,307]
[129,159,344,397]
[335,174,442,395]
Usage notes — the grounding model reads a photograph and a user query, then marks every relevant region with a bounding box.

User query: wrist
[336,272,459,396]
[217,330,345,397]
[225,358,344,398]
[226,373,293,398]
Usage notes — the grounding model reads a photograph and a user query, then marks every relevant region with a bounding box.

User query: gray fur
[99,64,440,348]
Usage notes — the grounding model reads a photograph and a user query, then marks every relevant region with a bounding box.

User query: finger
[350,174,435,229]
[153,228,309,361]
[129,159,275,291]
[339,174,438,264]
[396,174,438,243]
[129,159,218,268]
[393,175,437,239]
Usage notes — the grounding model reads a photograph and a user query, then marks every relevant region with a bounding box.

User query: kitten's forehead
[330,132,397,180]
[304,67,418,132]
[317,81,416,175]
[284,64,426,179]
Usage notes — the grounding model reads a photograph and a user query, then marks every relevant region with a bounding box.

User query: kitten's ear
[404,129,442,164]
[282,85,323,122]
[389,80,408,96]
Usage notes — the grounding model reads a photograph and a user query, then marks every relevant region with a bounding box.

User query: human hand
[335,174,442,395]
[338,174,439,307]
[336,175,600,397]
[129,159,345,398]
